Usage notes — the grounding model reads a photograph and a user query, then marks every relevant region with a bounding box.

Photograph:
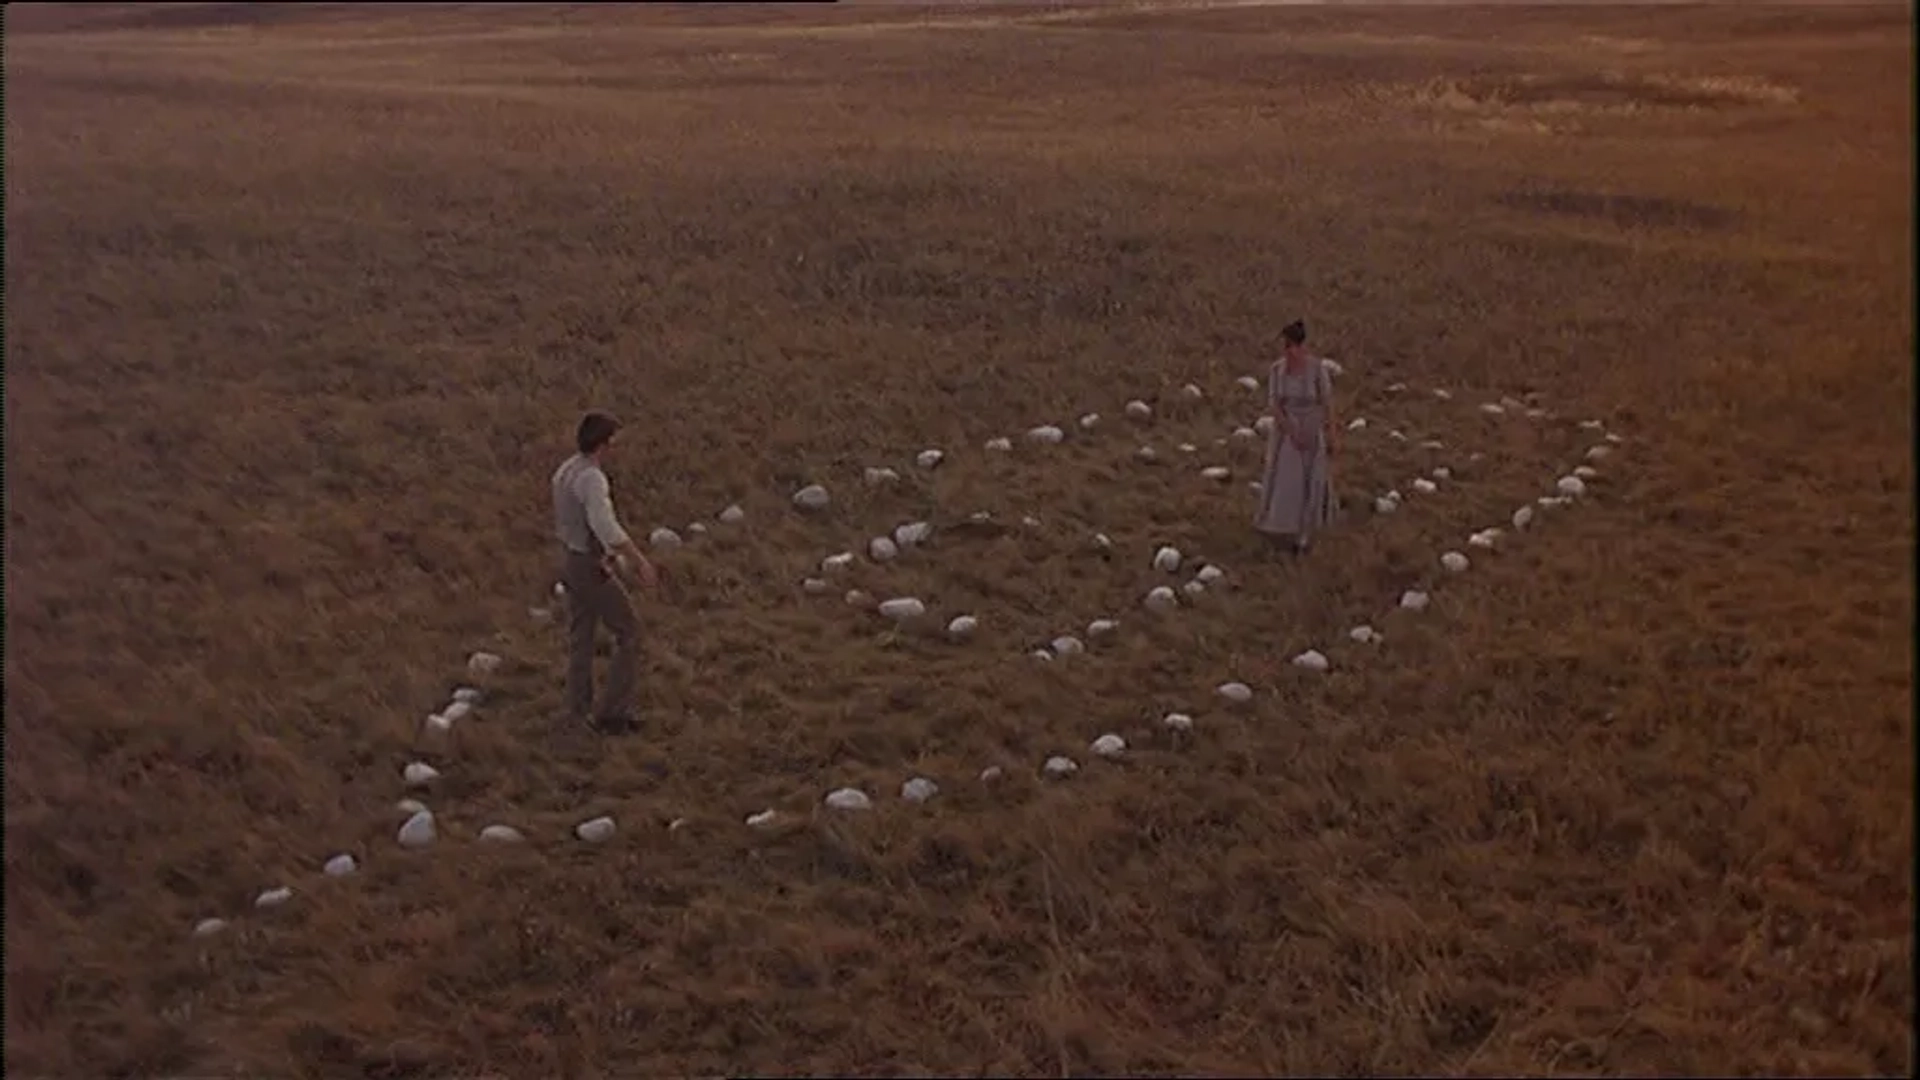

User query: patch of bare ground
[4,2,1911,1077]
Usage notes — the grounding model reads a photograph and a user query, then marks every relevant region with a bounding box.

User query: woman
[1254,319,1338,554]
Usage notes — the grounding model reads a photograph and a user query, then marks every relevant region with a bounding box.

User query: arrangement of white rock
[1232,426,1257,440]
[1573,465,1599,480]
[1433,466,1452,480]
[1441,551,1471,573]
[1043,755,1079,778]
[1201,466,1231,481]
[946,615,978,640]
[1255,415,1276,436]
[1349,625,1381,644]
[864,466,900,486]
[1144,585,1179,612]
[467,652,502,677]
[1152,546,1183,573]
[1347,417,1368,431]
[1135,445,1159,462]
[1026,425,1065,444]
[824,788,872,811]
[1125,399,1153,420]
[193,917,229,938]
[649,527,683,549]
[979,766,1004,782]
[792,484,831,511]
[1216,681,1253,703]
[1374,493,1401,514]
[1468,529,1501,549]
[403,762,440,788]
[718,503,746,524]
[868,536,898,562]
[1480,403,1506,416]
[1512,506,1535,530]
[901,778,939,803]
[1163,712,1195,732]
[255,886,293,909]
[479,824,525,843]
[894,521,932,546]
[1087,618,1119,639]
[802,577,831,595]
[575,816,616,843]
[398,809,436,848]
[323,854,357,877]
[746,809,779,830]
[1236,375,1260,391]
[984,437,1013,452]
[1412,478,1439,495]
[1091,733,1126,758]
[916,449,945,469]
[877,597,926,621]
[1557,475,1588,498]
[1182,383,1204,399]
[1292,649,1330,672]
[1051,635,1085,657]
[1400,590,1431,611]
[1079,413,1101,429]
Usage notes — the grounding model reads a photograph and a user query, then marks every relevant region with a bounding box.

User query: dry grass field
[4,1,1913,1076]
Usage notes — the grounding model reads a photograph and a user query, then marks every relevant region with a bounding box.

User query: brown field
[4,2,1913,1076]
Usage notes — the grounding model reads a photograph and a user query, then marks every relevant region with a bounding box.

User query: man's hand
[632,555,660,593]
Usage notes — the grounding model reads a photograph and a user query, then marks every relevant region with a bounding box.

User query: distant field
[4,2,1912,1076]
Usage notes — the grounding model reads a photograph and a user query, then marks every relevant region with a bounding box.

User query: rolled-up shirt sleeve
[579,469,632,550]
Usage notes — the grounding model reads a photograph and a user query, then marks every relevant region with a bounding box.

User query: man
[551,411,658,735]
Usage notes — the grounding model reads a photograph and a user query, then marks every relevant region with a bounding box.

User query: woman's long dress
[1254,355,1336,540]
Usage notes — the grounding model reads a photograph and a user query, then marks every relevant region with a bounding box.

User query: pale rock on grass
[1347,417,1368,431]
[478,824,525,843]
[718,504,746,524]
[396,798,428,815]
[398,809,436,848]
[1387,381,1408,393]
[1412,479,1439,495]
[1501,396,1526,411]
[1144,586,1179,613]
[1031,649,1055,662]
[1125,399,1153,420]
[1087,618,1119,639]
[1400,590,1431,611]
[1195,565,1225,585]
[1163,712,1195,732]
[1153,546,1183,573]
[1217,681,1254,703]
[868,536,899,563]
[1432,466,1452,480]
[255,886,294,909]
[1374,495,1399,515]
[1433,388,1454,401]
[1557,475,1589,498]
[979,765,1004,782]
[1178,443,1198,454]
[1249,481,1264,494]
[452,687,483,706]
[1480,403,1506,416]
[969,511,992,523]
[1574,465,1599,480]
[1182,383,1205,399]
[1469,452,1485,463]
[1605,432,1625,445]
[984,437,1013,452]
[1201,466,1231,481]
[824,788,873,811]
[1441,551,1471,573]
[574,816,617,843]
[1536,496,1570,510]
[864,466,900,486]
[323,854,357,877]
[1293,649,1330,672]
[1512,506,1535,530]
[1136,446,1159,463]
[1233,426,1257,440]
[668,818,689,832]
[947,615,978,641]
[878,597,926,621]
[1182,580,1207,599]
[1091,733,1126,758]
[822,552,856,573]
[1468,529,1501,549]
[1349,625,1380,644]
[1255,415,1276,436]
[746,810,779,830]
[802,577,831,595]
[425,714,453,734]
[1079,413,1101,429]
[1051,635,1086,658]
[1022,515,1042,528]
[1092,533,1114,551]
[1044,755,1079,778]
[1420,439,1446,451]
[894,521,932,546]
[467,652,503,677]
[845,589,874,609]
[792,484,831,511]
[1586,445,1613,462]
[1236,375,1260,391]
[916,449,945,469]
[1526,408,1548,420]
[443,701,473,722]
[686,523,707,537]
[649,527,683,549]
[1389,429,1408,442]
[193,918,229,939]
[901,778,939,803]
[1580,419,1605,431]
[403,762,440,788]
[1026,425,1065,444]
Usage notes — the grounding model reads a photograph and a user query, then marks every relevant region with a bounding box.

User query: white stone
[1349,625,1379,644]
[686,522,708,536]
[1125,400,1153,420]
[1255,415,1276,436]
[916,449,945,470]
[1605,433,1625,445]
[1293,649,1330,672]
[1387,490,1404,504]
[969,510,992,522]
[901,777,940,803]
[947,615,978,640]
[323,853,357,877]
[1374,496,1398,515]
[1031,650,1054,662]
[478,824,525,843]
[792,484,831,511]
[1512,506,1535,530]
[1182,580,1207,598]
[193,918,229,939]
[1163,712,1194,732]
[1388,429,1407,442]
[824,788,873,811]
[894,521,932,546]
[1044,755,1079,778]
[1526,408,1548,419]
[1574,465,1599,480]
[1136,445,1159,462]
[1182,383,1204,399]
[1557,475,1588,498]
[574,816,617,843]
[1412,479,1439,495]
[846,588,874,609]
[1249,481,1263,493]
[1087,618,1119,639]
[1201,466,1231,481]
[1347,417,1368,431]
[822,552,855,573]
[863,466,900,486]
[649,527,683,549]
[403,762,440,788]
[553,582,567,598]
[1144,585,1179,613]
[1216,681,1254,703]
[718,504,746,524]
[1236,375,1260,391]
[1433,388,1453,400]
[746,809,779,829]
[868,536,899,562]
[980,766,1004,782]
[467,652,503,676]
[668,818,689,832]
[1091,733,1127,758]
[1232,426,1257,440]
[1441,551,1471,573]
[877,597,926,621]
[396,798,428,815]
[398,809,436,848]
[1586,445,1613,461]
[1026,425,1065,444]
[1580,419,1605,430]
[451,687,483,705]
[1387,381,1407,392]
[1092,532,1113,550]
[255,886,294,909]
[1195,564,1225,584]
[442,701,473,722]
[1421,439,1446,451]
[1178,443,1197,454]
[1152,546,1183,573]
[425,714,453,733]
[1051,635,1085,657]
[1432,467,1452,480]
[1400,590,1431,611]
[1079,413,1101,429]
[1480,403,1506,416]
[984,437,1013,452]
[1468,530,1499,549]
[1022,515,1041,527]
[802,577,831,595]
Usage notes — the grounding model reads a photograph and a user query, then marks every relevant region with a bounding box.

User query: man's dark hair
[577,411,621,454]
[1281,320,1307,346]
